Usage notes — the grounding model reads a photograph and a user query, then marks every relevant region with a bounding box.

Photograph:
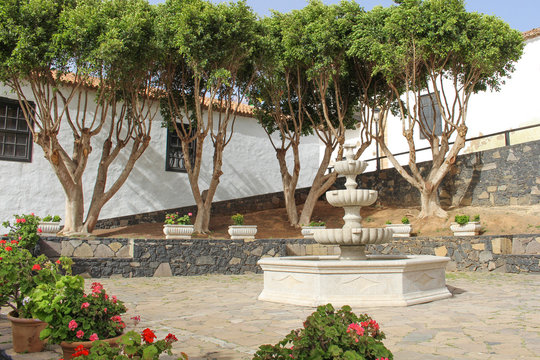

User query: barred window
[166,125,195,172]
[419,92,442,139]
[0,97,33,162]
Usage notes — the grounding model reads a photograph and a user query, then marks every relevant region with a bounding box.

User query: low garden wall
[38,233,540,278]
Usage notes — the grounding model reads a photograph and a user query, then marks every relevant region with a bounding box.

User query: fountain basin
[313,227,393,246]
[326,189,377,207]
[257,255,452,307]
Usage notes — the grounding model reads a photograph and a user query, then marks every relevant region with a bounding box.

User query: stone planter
[38,221,61,236]
[60,333,123,359]
[7,311,48,353]
[228,225,257,240]
[163,224,194,239]
[450,222,481,236]
[301,226,326,239]
[385,224,412,238]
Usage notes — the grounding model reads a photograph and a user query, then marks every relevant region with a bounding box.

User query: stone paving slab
[1,272,539,360]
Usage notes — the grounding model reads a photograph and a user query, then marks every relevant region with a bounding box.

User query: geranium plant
[2,213,41,250]
[164,212,192,225]
[253,304,393,360]
[31,277,127,344]
[231,213,244,225]
[0,240,70,318]
[72,328,188,359]
[454,215,470,226]
[42,214,62,222]
[401,217,410,225]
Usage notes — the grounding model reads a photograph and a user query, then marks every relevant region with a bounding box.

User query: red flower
[72,344,89,357]
[0,257,3,261]
[32,264,41,271]
[0,240,6,244]
[142,328,157,344]
[56,259,61,264]
[11,240,18,244]
[5,246,12,251]
[37,228,42,233]
[165,333,178,343]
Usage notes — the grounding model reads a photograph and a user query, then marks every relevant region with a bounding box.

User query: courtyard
[1,271,539,360]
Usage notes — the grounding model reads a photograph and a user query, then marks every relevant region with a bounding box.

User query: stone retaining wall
[38,234,540,277]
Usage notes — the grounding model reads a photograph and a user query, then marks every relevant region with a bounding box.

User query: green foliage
[74,329,186,360]
[2,213,41,250]
[252,304,393,360]
[42,214,62,222]
[231,213,245,226]
[0,241,71,318]
[164,212,192,225]
[308,220,325,227]
[385,220,392,225]
[472,214,480,222]
[454,215,470,225]
[401,216,410,225]
[32,277,127,344]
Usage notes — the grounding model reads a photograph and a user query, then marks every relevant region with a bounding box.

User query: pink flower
[111,315,122,322]
[188,212,192,216]
[81,302,90,309]
[112,295,117,304]
[76,330,84,339]
[91,282,103,294]
[68,320,78,331]
[18,236,21,240]
[89,333,99,341]
[103,307,107,313]
[347,323,365,337]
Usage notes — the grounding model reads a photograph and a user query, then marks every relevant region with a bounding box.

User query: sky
[148,0,539,32]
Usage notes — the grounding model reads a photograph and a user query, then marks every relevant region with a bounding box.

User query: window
[0,97,33,162]
[419,92,442,139]
[166,125,195,172]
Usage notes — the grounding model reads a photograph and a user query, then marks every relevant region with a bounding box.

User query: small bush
[231,213,244,225]
[385,220,392,225]
[42,214,61,222]
[308,220,325,227]
[401,216,410,224]
[253,304,393,360]
[454,215,470,225]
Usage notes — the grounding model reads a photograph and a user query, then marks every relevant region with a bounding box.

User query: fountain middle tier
[326,189,378,207]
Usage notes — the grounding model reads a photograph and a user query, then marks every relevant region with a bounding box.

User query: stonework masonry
[37,234,540,278]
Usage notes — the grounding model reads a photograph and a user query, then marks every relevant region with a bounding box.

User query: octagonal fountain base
[257,255,452,307]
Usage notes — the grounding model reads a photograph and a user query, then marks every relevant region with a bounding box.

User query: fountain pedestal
[258,144,451,306]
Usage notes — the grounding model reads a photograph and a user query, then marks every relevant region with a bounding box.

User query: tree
[351,0,523,218]
[252,0,363,227]
[0,0,161,234]
[156,0,261,233]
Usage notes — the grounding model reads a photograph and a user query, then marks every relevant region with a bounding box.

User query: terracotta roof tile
[523,27,540,40]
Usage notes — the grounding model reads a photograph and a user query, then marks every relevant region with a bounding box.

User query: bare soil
[93,202,540,239]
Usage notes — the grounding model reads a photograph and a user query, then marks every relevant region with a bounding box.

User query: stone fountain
[258,144,452,307]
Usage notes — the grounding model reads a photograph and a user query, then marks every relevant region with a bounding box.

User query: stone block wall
[38,234,540,278]
[359,141,539,207]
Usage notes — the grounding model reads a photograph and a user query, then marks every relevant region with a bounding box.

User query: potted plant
[228,213,257,240]
[253,304,393,360]
[70,328,188,359]
[2,213,42,250]
[38,214,62,236]
[384,216,412,237]
[0,240,69,353]
[31,275,127,359]
[450,214,481,236]
[301,220,326,239]
[163,212,194,239]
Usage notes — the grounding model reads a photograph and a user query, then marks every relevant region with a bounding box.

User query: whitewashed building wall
[0,84,320,232]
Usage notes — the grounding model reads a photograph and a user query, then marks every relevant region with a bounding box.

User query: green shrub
[308,220,325,227]
[42,215,61,222]
[454,215,470,225]
[2,213,41,250]
[231,213,245,225]
[401,217,410,224]
[252,304,393,360]
[385,220,392,225]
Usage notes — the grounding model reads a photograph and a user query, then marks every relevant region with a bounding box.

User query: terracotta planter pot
[60,333,123,359]
[7,311,48,353]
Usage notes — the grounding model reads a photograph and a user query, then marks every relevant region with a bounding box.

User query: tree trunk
[275,148,300,226]
[418,186,447,218]
[61,184,85,234]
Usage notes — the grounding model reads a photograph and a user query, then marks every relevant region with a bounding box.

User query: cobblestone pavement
[1,272,539,360]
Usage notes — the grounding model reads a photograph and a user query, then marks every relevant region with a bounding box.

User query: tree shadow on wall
[442,152,483,208]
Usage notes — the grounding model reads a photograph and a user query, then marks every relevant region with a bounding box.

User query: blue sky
[148,0,538,32]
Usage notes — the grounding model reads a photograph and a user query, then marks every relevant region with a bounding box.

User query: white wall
[341,34,540,170]
[0,84,320,232]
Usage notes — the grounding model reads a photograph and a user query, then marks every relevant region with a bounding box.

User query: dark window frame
[419,92,442,139]
[0,96,34,162]
[165,124,196,173]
